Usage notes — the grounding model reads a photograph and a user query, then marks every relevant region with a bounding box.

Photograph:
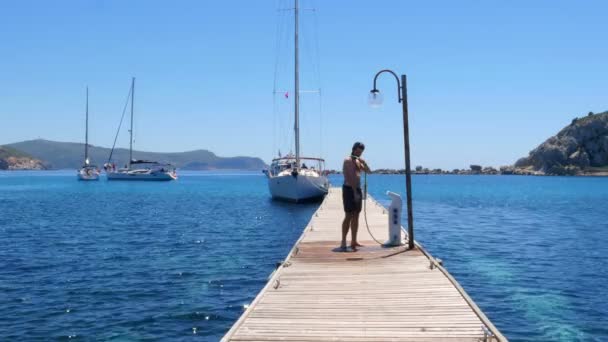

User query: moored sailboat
[77,86,100,181]
[265,0,329,202]
[105,78,177,181]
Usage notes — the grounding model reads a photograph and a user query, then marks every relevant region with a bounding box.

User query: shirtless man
[341,142,371,251]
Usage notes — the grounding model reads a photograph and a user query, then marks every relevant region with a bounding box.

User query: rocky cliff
[515,111,608,175]
[0,146,47,170]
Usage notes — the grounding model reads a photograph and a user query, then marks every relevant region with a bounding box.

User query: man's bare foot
[353,242,364,247]
[350,245,358,252]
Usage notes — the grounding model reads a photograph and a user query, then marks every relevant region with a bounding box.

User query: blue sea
[0,171,606,341]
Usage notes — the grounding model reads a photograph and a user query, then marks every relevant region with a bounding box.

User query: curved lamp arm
[371,69,403,103]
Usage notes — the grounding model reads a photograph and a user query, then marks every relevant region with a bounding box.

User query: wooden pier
[223,187,506,341]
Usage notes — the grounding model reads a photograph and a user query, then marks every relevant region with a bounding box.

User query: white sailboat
[77,86,100,181]
[265,0,329,202]
[106,78,177,181]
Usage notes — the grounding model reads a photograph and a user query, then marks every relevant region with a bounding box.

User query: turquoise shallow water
[0,171,607,341]
[368,174,608,342]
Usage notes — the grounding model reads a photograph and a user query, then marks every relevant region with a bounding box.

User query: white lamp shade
[368,91,383,108]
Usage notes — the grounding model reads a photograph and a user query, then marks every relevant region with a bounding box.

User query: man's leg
[341,212,352,249]
[351,212,360,249]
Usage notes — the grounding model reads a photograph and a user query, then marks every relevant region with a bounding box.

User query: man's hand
[357,158,372,173]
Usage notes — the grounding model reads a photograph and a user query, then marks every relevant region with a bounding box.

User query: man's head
[351,142,365,157]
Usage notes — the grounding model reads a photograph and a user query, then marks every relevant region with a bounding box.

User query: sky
[0,0,606,170]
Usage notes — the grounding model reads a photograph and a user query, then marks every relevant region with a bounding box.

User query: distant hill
[4,139,267,170]
[0,146,47,170]
[515,111,608,175]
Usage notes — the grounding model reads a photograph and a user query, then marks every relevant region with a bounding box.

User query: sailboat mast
[294,0,300,170]
[129,77,135,168]
[85,86,89,164]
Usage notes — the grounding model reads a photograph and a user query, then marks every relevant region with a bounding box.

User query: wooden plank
[222,188,506,341]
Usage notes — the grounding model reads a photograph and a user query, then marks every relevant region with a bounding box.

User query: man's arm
[342,159,351,187]
[343,158,358,187]
[358,158,372,173]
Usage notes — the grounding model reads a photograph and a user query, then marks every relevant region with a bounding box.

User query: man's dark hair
[352,142,365,153]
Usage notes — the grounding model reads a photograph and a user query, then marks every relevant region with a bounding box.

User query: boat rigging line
[107,84,132,164]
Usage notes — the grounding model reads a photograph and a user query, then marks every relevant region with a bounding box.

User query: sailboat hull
[106,170,177,181]
[77,173,100,181]
[78,174,100,181]
[267,173,329,202]
[77,167,100,181]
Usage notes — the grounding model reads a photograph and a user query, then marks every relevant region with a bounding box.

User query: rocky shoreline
[329,164,608,176]
[514,111,608,176]
[3,110,607,175]
[0,146,47,170]
[329,110,608,177]
[0,156,47,170]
